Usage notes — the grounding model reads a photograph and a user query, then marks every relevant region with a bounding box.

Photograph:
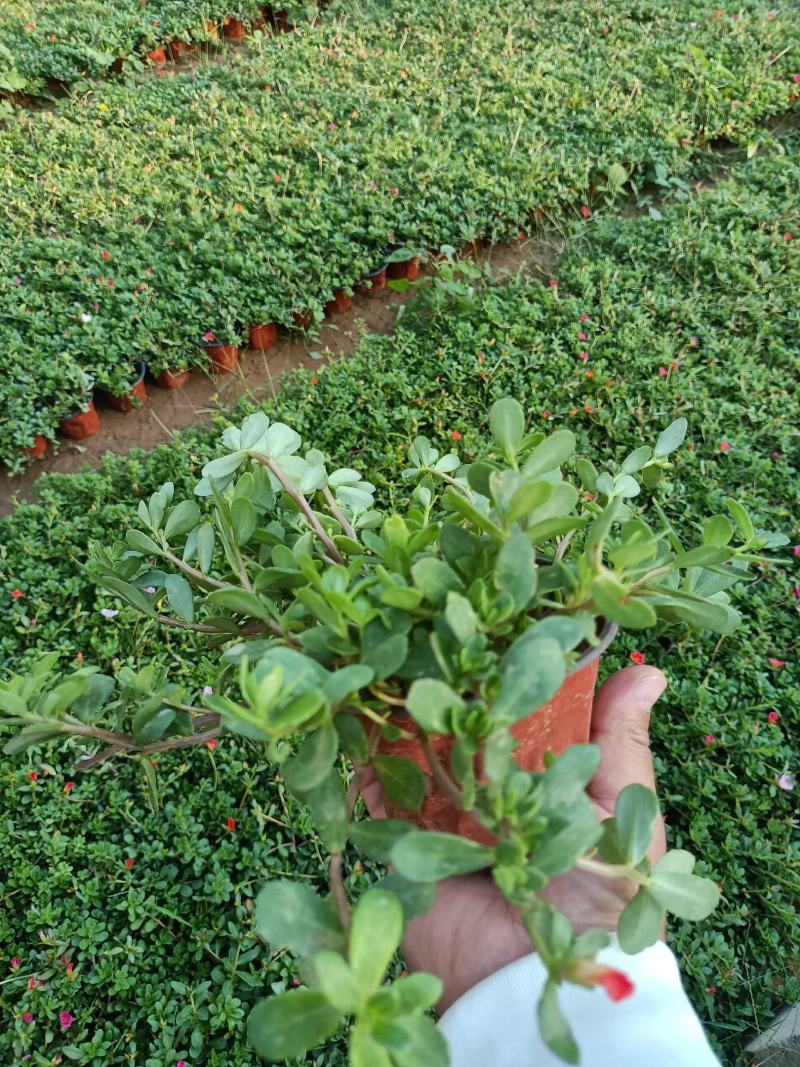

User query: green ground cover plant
[1,144,798,1064]
[1,0,798,466]
[0,0,276,92]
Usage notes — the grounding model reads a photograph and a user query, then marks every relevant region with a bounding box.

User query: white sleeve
[438,937,720,1067]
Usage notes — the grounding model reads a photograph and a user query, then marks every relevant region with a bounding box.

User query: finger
[588,665,667,859]
[357,764,386,819]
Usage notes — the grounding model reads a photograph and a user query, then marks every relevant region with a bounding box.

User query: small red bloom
[11,589,23,599]
[124,857,134,869]
[600,969,634,1002]
[768,711,780,724]
[630,651,646,665]
[63,781,75,795]
[580,205,591,218]
[784,232,792,241]
[233,203,243,212]
[226,816,236,832]
[310,377,318,385]
[580,313,590,321]
[687,443,695,451]
[549,279,558,288]
[390,187,398,197]
[579,351,589,361]
[703,734,715,746]
[274,174,282,183]
[706,987,717,996]
[584,404,594,413]
[28,771,37,781]
[586,370,594,378]
[541,410,551,419]
[205,739,218,751]
[450,430,462,440]
[670,361,679,370]
[768,658,786,669]
[202,331,216,343]
[22,1013,33,1024]
[658,366,668,377]
[107,279,114,288]
[571,960,634,1001]
[577,331,587,340]
[10,957,20,971]
[518,229,526,241]
[719,440,731,453]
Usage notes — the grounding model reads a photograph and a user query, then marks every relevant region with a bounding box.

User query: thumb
[588,666,667,858]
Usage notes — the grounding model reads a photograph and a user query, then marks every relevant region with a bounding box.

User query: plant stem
[322,486,358,541]
[157,613,284,639]
[421,735,464,808]
[162,549,230,591]
[250,452,344,564]
[576,855,649,886]
[329,852,350,932]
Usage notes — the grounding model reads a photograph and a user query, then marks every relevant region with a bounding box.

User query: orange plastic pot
[23,435,48,460]
[377,621,617,841]
[324,289,352,317]
[222,17,247,40]
[167,39,188,59]
[146,47,167,65]
[99,362,147,413]
[355,266,387,296]
[154,367,190,389]
[249,322,278,351]
[386,256,420,281]
[58,401,101,440]
[205,343,239,374]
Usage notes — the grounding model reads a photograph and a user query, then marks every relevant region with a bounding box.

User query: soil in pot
[23,435,48,460]
[222,17,247,40]
[153,367,190,389]
[248,322,278,351]
[58,401,101,440]
[377,621,618,841]
[386,256,420,281]
[355,265,387,296]
[324,289,352,317]
[146,47,167,65]
[98,362,147,413]
[204,342,239,374]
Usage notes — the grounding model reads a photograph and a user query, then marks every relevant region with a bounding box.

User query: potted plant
[153,366,190,389]
[386,246,422,281]
[201,330,240,374]
[57,396,101,439]
[324,286,353,317]
[248,322,279,351]
[96,360,148,412]
[22,433,49,460]
[355,263,388,296]
[1,398,780,1064]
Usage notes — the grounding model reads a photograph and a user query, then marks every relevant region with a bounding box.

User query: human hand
[360,665,668,1011]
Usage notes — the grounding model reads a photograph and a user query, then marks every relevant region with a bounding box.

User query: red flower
[124,857,134,869]
[577,330,587,340]
[202,331,216,343]
[28,771,37,781]
[310,377,318,385]
[541,410,551,419]
[63,781,75,795]
[101,250,110,260]
[233,203,243,212]
[22,1013,33,1024]
[549,279,558,288]
[630,651,646,665]
[11,589,23,599]
[703,734,715,746]
[107,279,114,288]
[205,739,218,751]
[518,229,526,241]
[768,658,786,669]
[580,313,590,321]
[719,440,731,453]
[579,351,589,361]
[658,366,668,377]
[390,187,398,197]
[580,205,591,218]
[226,816,236,832]
[600,970,634,1001]
[706,986,717,996]
[768,711,779,724]
[570,960,634,1001]
[274,174,282,182]
[76,651,84,664]
[450,430,462,440]
[586,369,594,378]
[670,361,679,370]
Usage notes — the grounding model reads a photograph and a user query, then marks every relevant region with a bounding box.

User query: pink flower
[27,976,40,989]
[768,711,779,724]
[100,608,118,619]
[580,313,590,322]
[202,685,213,695]
[784,232,793,242]
[658,366,668,377]
[577,331,587,340]
[22,1012,33,1024]
[205,739,218,751]
[202,331,216,343]
[177,1062,187,1067]
[778,773,795,791]
[579,351,589,361]
[794,74,800,82]
[719,440,731,453]
[10,957,21,971]
[768,657,786,669]
[327,122,336,129]
[580,205,591,218]
[390,187,398,197]
[630,651,646,665]
[703,734,715,746]
[549,279,558,288]
[794,586,800,599]
[794,545,800,557]
[144,586,156,595]
[13,276,22,285]
[59,1011,73,1030]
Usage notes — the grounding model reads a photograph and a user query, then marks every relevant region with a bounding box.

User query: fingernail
[633,669,667,712]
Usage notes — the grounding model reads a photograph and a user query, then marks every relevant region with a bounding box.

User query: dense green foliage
[2,139,799,1064]
[1,0,799,466]
[0,0,272,90]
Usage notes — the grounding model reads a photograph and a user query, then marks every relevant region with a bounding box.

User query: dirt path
[1,236,560,516]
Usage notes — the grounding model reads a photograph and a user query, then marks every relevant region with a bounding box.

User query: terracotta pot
[99,362,147,413]
[324,289,352,317]
[386,256,420,281]
[23,435,48,460]
[154,367,190,389]
[355,265,387,296]
[249,322,278,351]
[222,17,247,40]
[146,47,167,65]
[377,621,618,840]
[205,342,239,373]
[293,309,314,330]
[167,39,188,60]
[58,401,101,440]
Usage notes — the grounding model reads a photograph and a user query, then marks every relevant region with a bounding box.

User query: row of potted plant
[3,0,797,469]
